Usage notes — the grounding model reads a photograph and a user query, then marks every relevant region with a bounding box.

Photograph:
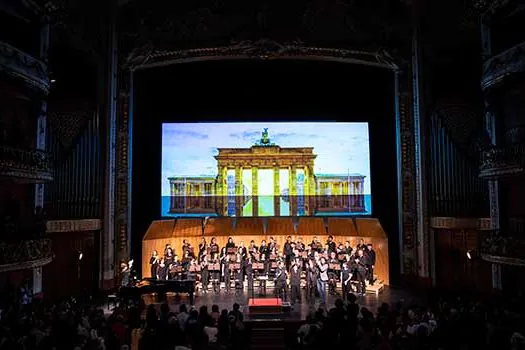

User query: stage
[136,285,419,321]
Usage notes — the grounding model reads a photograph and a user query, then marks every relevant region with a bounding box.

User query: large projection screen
[161,122,371,217]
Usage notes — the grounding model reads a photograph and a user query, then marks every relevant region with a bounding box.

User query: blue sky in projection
[161,122,371,196]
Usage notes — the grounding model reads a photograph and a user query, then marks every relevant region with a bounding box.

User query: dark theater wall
[43,231,98,300]
[131,60,400,283]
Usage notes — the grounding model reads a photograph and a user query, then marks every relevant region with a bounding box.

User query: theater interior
[1,0,525,349]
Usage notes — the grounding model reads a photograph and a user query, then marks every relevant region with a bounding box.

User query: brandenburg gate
[215,145,317,197]
[168,129,366,216]
[214,142,317,216]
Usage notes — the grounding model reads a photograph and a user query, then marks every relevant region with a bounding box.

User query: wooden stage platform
[142,217,390,287]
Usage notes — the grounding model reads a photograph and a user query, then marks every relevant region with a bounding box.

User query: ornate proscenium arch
[124,39,401,71]
[112,35,421,288]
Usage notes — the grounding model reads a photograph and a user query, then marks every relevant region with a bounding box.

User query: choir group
[148,235,377,303]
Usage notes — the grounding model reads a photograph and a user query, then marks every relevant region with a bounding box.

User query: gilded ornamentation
[126,39,400,71]
[0,239,53,272]
[48,112,92,149]
[0,41,49,93]
[115,77,132,259]
[479,144,525,179]
[434,103,481,156]
[480,232,525,266]
[0,145,53,182]
[46,219,102,233]
[119,0,409,57]
[482,41,525,90]
[429,217,493,229]
[398,73,417,274]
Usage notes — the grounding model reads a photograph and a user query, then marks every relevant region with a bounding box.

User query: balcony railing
[0,238,53,272]
[0,41,49,93]
[482,41,525,90]
[0,145,53,183]
[480,232,525,267]
[479,144,525,179]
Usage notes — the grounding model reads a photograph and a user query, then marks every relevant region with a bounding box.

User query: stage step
[249,327,286,350]
[366,281,384,296]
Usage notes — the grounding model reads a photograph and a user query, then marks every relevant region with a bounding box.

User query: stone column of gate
[289,166,297,195]
[274,167,280,216]
[358,180,364,209]
[303,165,310,215]
[342,181,348,208]
[215,165,224,214]
[235,167,243,216]
[330,182,336,208]
[308,165,316,213]
[352,182,357,208]
[216,165,224,196]
[175,183,181,210]
[289,166,297,215]
[252,167,258,216]
[170,181,175,211]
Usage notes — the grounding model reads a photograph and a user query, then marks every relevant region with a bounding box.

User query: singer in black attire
[355,249,369,295]
[246,258,254,295]
[157,259,168,281]
[290,263,301,304]
[366,243,376,285]
[225,237,235,249]
[201,259,209,293]
[149,250,159,279]
[341,262,352,300]
[306,259,318,302]
[326,235,337,254]
[283,236,293,271]
[259,241,270,275]
[274,261,287,300]
[224,260,231,293]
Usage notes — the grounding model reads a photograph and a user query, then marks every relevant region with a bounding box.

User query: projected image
[161,122,372,217]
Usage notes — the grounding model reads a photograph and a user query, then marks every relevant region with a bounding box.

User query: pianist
[120,261,130,287]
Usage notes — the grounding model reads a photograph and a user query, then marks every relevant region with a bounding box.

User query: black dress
[158,264,168,280]
[149,256,158,279]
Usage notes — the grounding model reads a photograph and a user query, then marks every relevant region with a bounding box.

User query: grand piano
[120,279,196,305]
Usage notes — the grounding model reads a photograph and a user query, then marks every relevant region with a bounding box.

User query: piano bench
[107,294,119,309]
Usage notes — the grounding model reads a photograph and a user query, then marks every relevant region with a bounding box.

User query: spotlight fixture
[466,250,475,260]
[78,251,83,261]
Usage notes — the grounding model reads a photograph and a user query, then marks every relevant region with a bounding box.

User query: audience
[295,292,525,350]
[0,286,524,350]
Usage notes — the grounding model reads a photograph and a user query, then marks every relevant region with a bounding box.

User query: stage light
[78,251,83,261]
[50,79,56,83]
[466,250,473,260]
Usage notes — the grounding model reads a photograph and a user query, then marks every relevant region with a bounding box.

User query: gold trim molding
[46,219,102,233]
[480,254,525,267]
[430,217,492,230]
[126,39,401,72]
[0,257,53,273]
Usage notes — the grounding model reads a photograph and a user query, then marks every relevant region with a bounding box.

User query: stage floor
[137,286,421,321]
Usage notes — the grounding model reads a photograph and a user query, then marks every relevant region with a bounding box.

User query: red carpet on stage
[248,298,283,315]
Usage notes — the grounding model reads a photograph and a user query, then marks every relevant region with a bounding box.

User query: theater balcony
[480,232,525,267]
[0,145,54,183]
[0,238,53,273]
[0,41,49,94]
[481,39,525,90]
[479,144,525,179]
